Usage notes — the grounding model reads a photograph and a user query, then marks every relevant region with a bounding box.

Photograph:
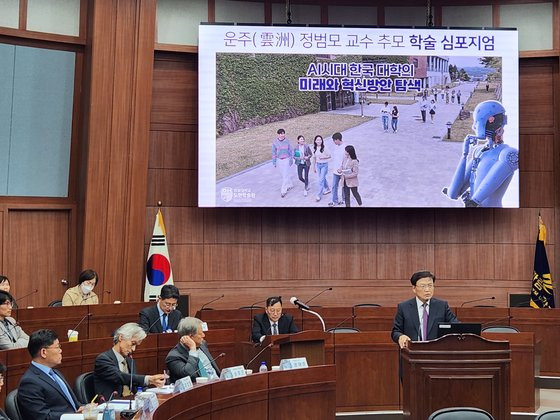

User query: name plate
[173,376,194,393]
[279,357,308,370]
[220,365,247,380]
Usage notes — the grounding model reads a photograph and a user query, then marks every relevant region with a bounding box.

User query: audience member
[62,269,99,306]
[139,284,182,333]
[94,322,165,400]
[18,329,82,418]
[0,291,29,349]
[166,317,220,383]
[251,296,298,343]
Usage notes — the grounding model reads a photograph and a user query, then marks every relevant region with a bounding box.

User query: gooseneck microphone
[192,352,226,378]
[146,311,174,333]
[68,313,92,340]
[460,296,496,307]
[244,343,273,369]
[290,297,310,310]
[482,315,514,328]
[200,295,225,312]
[16,289,39,303]
[329,315,357,364]
[304,287,333,305]
[119,356,137,419]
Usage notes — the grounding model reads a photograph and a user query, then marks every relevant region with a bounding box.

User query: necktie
[422,303,429,341]
[162,314,168,331]
[272,323,278,335]
[198,359,208,377]
[121,360,131,396]
[48,370,77,411]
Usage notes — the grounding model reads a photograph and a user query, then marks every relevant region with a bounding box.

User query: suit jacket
[139,305,182,333]
[251,312,299,343]
[17,363,80,420]
[166,341,220,383]
[94,349,146,400]
[0,408,8,420]
[391,297,458,343]
[0,316,29,350]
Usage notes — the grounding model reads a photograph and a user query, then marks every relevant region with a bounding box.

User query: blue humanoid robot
[443,100,518,207]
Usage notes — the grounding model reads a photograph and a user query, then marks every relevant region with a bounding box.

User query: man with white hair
[94,322,165,400]
[166,317,221,383]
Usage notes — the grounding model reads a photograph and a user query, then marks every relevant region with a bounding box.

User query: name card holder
[220,365,247,380]
[279,357,308,371]
[173,376,194,393]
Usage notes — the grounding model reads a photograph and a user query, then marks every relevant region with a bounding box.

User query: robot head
[472,100,507,142]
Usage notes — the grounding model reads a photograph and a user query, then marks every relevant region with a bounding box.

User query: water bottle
[259,361,268,373]
[134,387,144,412]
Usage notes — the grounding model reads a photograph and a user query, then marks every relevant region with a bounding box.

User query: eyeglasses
[160,301,178,309]
[44,344,62,350]
[267,308,282,314]
[0,301,13,307]
[416,284,434,290]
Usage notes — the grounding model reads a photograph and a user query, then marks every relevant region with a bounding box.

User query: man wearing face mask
[251,296,298,343]
[62,269,99,306]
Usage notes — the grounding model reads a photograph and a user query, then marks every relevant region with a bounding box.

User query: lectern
[402,334,510,420]
[274,331,329,366]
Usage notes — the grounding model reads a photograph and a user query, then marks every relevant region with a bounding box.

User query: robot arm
[470,147,518,205]
[443,135,477,199]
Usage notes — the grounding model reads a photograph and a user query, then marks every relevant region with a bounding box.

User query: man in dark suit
[139,284,183,333]
[166,317,221,383]
[392,271,458,349]
[17,329,82,419]
[94,322,165,400]
[251,296,299,343]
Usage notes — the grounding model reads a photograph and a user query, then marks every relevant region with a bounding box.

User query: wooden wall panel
[494,244,544,280]
[145,206,204,244]
[203,244,261,281]
[149,130,197,170]
[262,209,320,244]
[168,244,204,282]
[519,134,554,172]
[377,209,434,243]
[262,244,320,280]
[319,244,377,280]
[376,244,435,280]
[146,168,197,207]
[434,244,494,280]
[204,208,262,244]
[519,63,555,130]
[519,171,555,208]
[493,208,555,244]
[6,210,70,308]
[318,210,376,244]
[434,208,494,243]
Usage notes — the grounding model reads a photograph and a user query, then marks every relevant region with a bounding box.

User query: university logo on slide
[146,249,171,286]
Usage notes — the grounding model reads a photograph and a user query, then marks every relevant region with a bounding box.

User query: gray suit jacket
[166,341,220,383]
[0,317,29,350]
[391,297,458,343]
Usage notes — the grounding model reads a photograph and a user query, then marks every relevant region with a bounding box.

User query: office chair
[482,326,519,333]
[239,305,264,310]
[74,371,96,405]
[428,407,494,419]
[536,410,560,419]
[353,303,381,308]
[48,299,63,307]
[326,327,360,333]
[5,389,23,420]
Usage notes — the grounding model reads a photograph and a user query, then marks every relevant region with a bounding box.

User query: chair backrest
[428,407,494,420]
[536,410,560,419]
[48,299,63,307]
[6,389,23,420]
[326,327,360,333]
[74,371,96,405]
[353,303,381,308]
[482,326,519,333]
[239,306,264,310]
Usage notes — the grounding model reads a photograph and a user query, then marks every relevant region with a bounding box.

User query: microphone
[460,296,495,307]
[67,313,92,340]
[329,314,356,331]
[120,356,136,419]
[244,343,273,369]
[329,315,356,365]
[145,312,167,333]
[192,352,226,379]
[304,287,332,305]
[482,315,513,328]
[290,297,310,310]
[200,295,225,312]
[15,289,38,304]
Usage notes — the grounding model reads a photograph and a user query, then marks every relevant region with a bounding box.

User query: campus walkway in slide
[215,82,478,207]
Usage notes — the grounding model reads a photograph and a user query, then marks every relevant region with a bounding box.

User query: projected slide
[199,25,518,208]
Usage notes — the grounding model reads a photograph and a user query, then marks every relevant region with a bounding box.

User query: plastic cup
[82,403,98,420]
[245,369,253,375]
[196,377,209,384]
[67,330,78,342]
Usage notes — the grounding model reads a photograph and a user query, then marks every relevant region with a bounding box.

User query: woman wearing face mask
[62,269,99,305]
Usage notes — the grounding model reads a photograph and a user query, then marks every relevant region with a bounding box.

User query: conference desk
[13,302,152,340]
[141,365,336,420]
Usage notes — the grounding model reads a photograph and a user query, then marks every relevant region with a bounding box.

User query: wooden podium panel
[275,331,329,366]
[88,302,151,338]
[268,365,336,420]
[402,334,510,420]
[510,307,560,375]
[352,306,395,331]
[301,307,352,331]
[333,332,399,411]
[482,331,538,412]
[152,384,212,420]
[455,307,510,326]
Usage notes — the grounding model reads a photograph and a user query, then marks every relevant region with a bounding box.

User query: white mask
[81,284,94,295]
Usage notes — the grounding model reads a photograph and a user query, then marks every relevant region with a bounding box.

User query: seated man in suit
[391,270,458,349]
[18,329,82,419]
[166,317,221,383]
[0,291,29,349]
[139,284,182,333]
[251,296,299,343]
[94,322,165,400]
